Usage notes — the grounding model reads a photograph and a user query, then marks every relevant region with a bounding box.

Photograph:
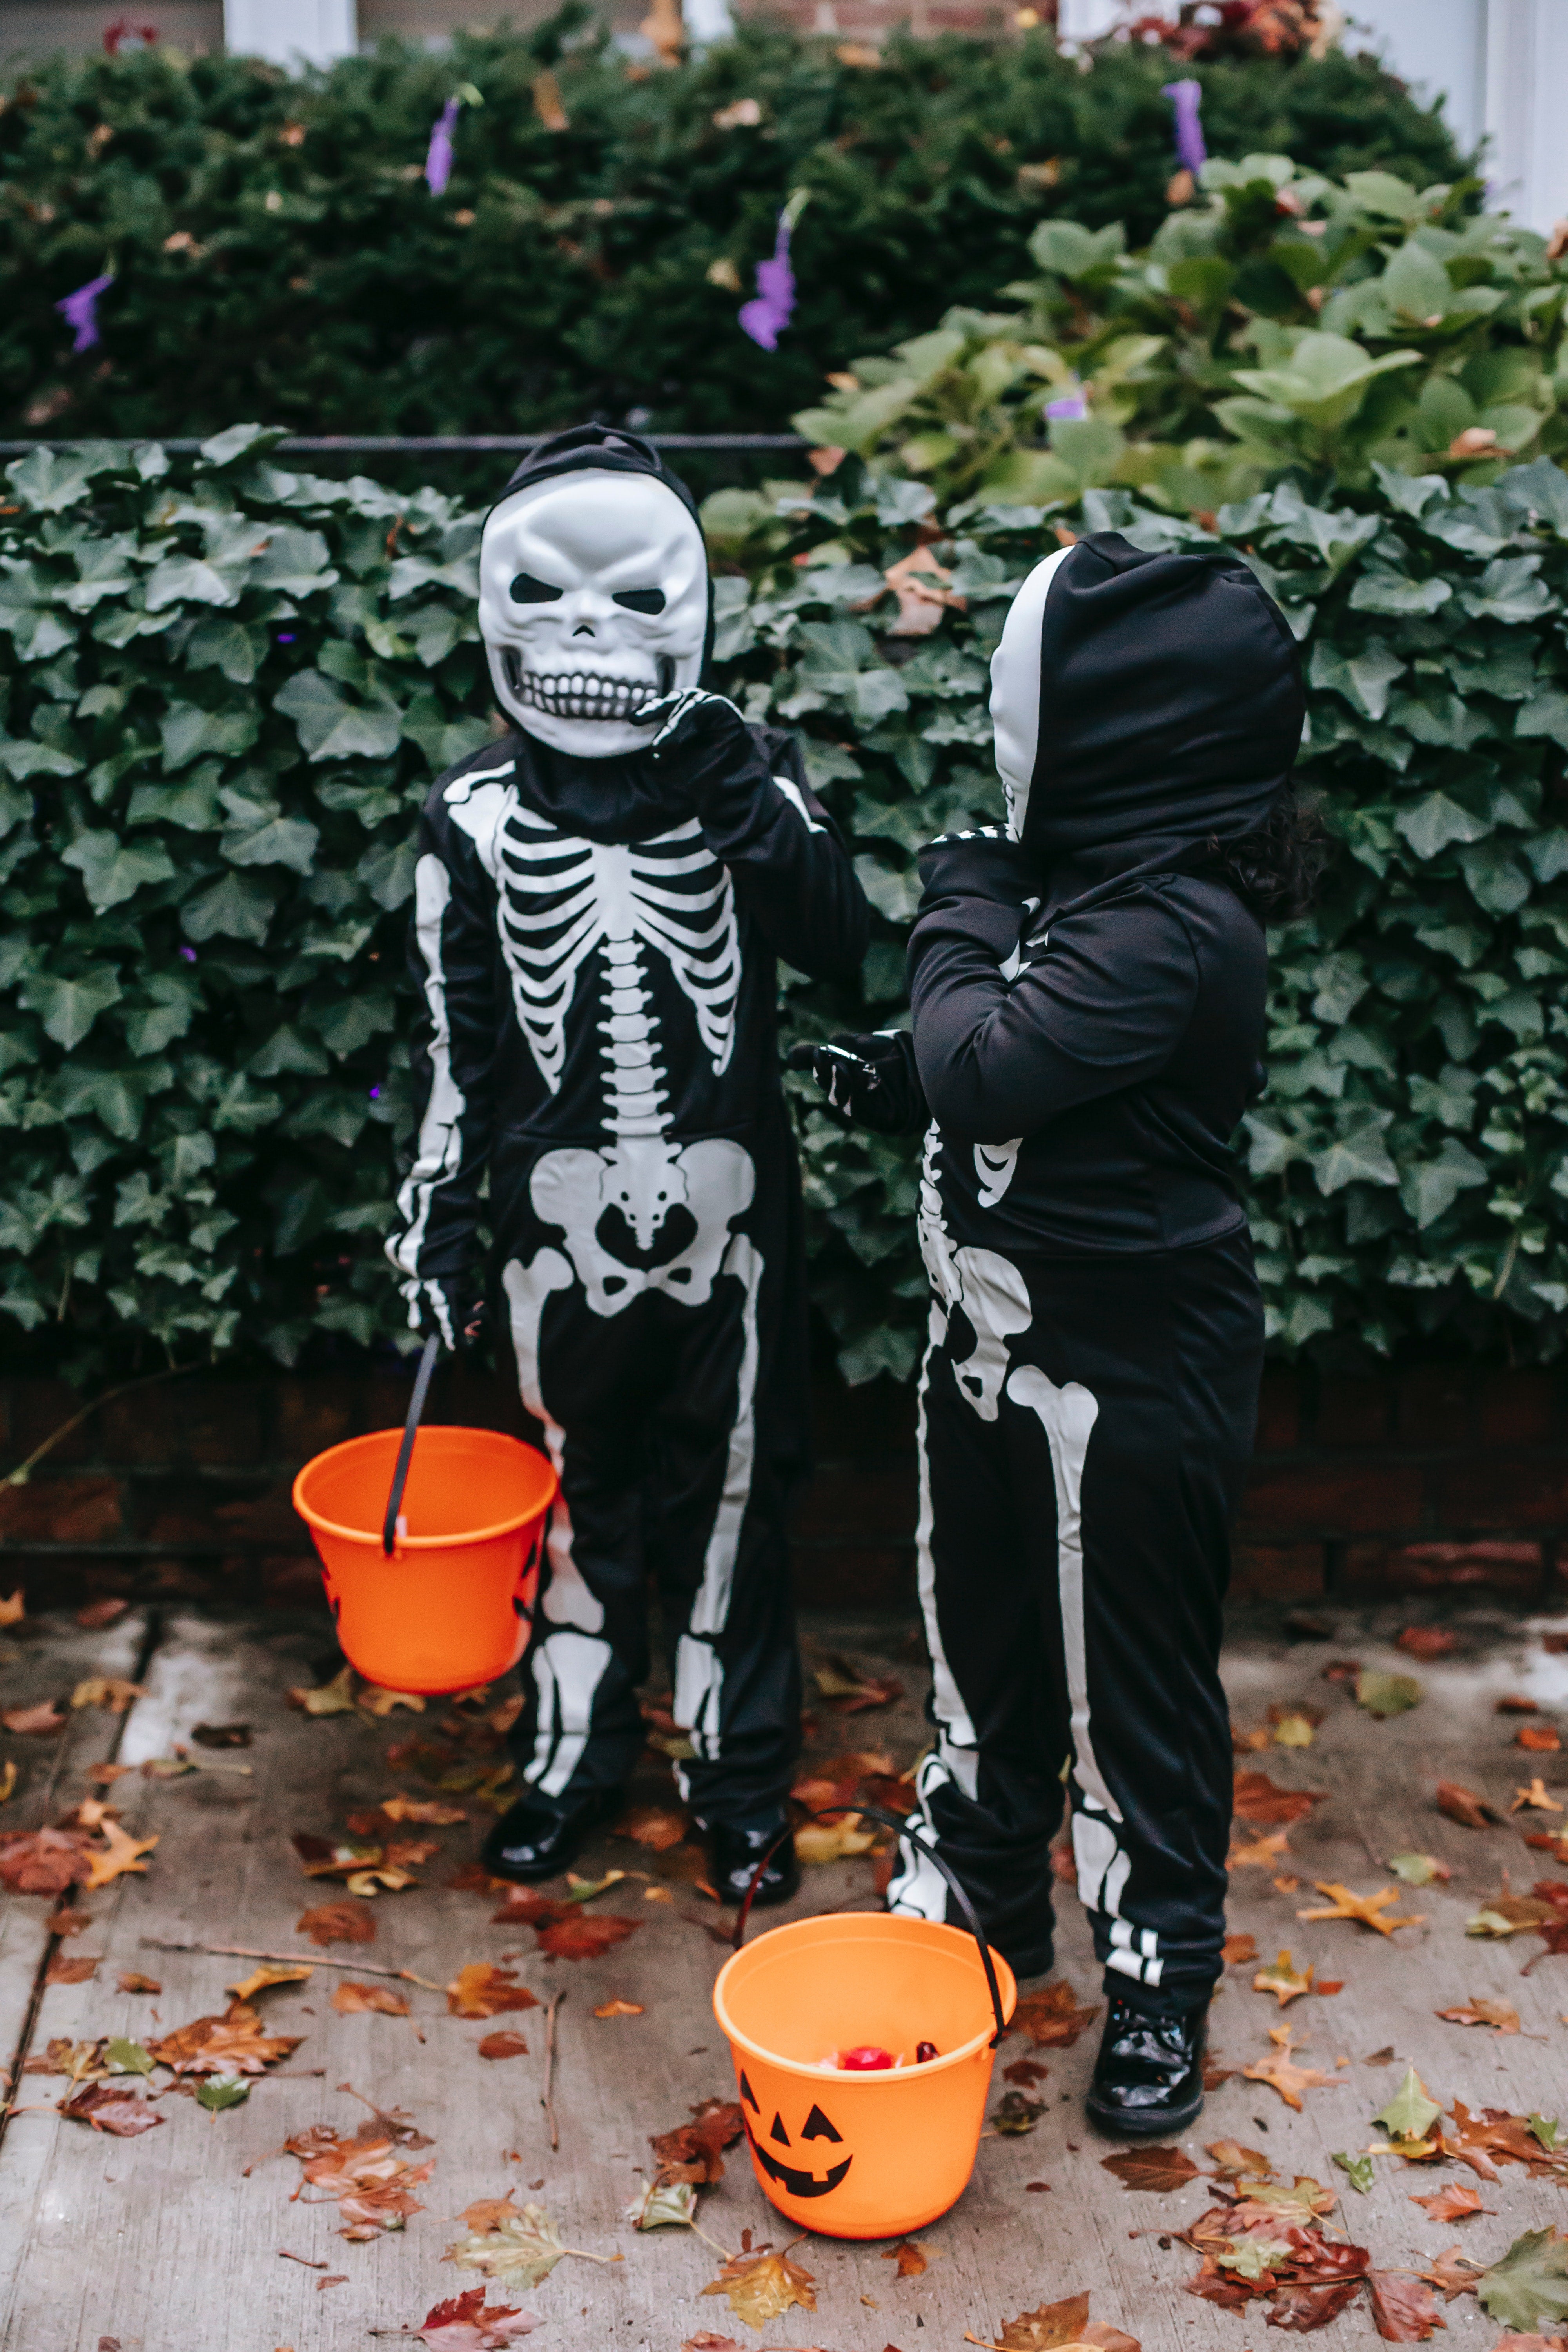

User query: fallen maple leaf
[794,1815,877,1864]
[1437,1781,1503,1828]
[74,1597,127,1628]
[1012,1982,1100,2047]
[190,1721,251,1748]
[477,2031,529,2060]
[288,1666,358,1716]
[359,1685,426,1717]
[70,1677,143,1713]
[1512,1779,1563,1814]
[593,1998,644,2018]
[332,1982,410,2018]
[991,2090,1045,2134]
[58,2082,164,2136]
[1377,2066,1443,2153]
[612,1805,689,1851]
[447,1964,541,2020]
[701,2245,817,2329]
[1254,1950,1314,2006]
[148,1998,301,2077]
[1229,1829,1293,1869]
[1207,2139,1272,2180]
[1397,1628,1457,1661]
[1411,2182,1486,2223]
[416,2287,541,2347]
[1390,1853,1451,1885]
[1466,1893,1560,1937]
[1241,2027,1330,2111]
[297,1899,376,1946]
[228,1964,313,2001]
[2,1701,64,1736]
[84,1819,158,1889]
[536,1912,640,1961]
[1232,1770,1327,1827]
[0,1827,91,1894]
[1499,1694,1541,1714]
[1221,1932,1258,1966]
[1270,1710,1319,1748]
[883,2239,930,2278]
[1368,2273,1446,2340]
[288,2116,436,2238]
[0,1588,22,1624]
[1297,1881,1422,1936]
[1421,2245,1486,2300]
[443,2202,614,2290]
[44,1953,97,1985]
[1357,1671,1423,1719]
[1004,2056,1050,2088]
[1518,1726,1562,1753]
[1100,2145,1199,2192]
[1265,2278,1363,2329]
[650,2098,744,2187]
[380,1795,467,1824]
[118,1971,160,1994]
[1436,1997,1518,2034]
[1475,2228,1568,2335]
[982,2292,1140,2350]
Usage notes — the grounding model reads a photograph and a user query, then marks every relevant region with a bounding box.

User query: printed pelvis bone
[479,469,709,758]
[530,1135,755,1318]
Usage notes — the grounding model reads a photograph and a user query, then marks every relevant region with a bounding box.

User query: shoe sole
[1083,2087,1204,2140]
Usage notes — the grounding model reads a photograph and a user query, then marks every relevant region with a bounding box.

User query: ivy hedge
[2,426,1567,1382]
[0,20,1468,442]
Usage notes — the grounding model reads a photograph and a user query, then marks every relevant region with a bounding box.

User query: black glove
[632,686,759,828]
[402,1274,488,1354]
[786,1029,927,1136]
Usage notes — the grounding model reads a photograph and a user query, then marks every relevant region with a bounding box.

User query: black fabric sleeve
[702,725,869,984]
[907,836,1201,1144]
[385,783,501,1305]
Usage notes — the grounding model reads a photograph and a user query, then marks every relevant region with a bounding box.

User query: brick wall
[0,1357,1563,1615]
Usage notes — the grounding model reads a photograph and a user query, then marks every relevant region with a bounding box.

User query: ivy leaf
[62,830,175,912]
[181,873,276,944]
[160,702,259,772]
[1313,1121,1399,1194]
[1401,1140,1487,1230]
[1395,791,1492,860]
[143,554,240,612]
[16,968,123,1049]
[220,809,320,874]
[276,668,401,761]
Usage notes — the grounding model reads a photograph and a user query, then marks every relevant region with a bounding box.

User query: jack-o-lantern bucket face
[739,2071,852,2200]
[713,1913,1016,2242]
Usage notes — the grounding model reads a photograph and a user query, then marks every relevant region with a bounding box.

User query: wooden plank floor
[0,1596,1565,2351]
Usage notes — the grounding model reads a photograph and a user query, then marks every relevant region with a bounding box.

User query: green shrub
[1,425,1566,1381]
[796,155,1568,516]
[0,22,1468,442]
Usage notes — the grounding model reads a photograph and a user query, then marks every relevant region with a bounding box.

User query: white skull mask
[479,470,709,759]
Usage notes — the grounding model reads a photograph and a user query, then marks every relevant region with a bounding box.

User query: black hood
[490,423,715,673]
[1007,529,1304,893]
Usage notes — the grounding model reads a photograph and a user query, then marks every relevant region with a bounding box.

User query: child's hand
[786,1030,926,1136]
[405,1276,487,1354]
[632,687,755,822]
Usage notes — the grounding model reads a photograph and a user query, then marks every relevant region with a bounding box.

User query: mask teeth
[505,661,657,722]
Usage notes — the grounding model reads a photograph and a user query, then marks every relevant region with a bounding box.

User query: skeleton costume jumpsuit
[887,530,1304,2008]
[387,429,868,1831]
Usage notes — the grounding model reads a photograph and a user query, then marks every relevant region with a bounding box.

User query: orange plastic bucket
[292,1426,557,1695]
[712,1810,1016,2240]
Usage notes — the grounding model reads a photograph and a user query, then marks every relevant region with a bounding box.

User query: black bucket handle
[382,1332,440,1558]
[730,1800,1010,2049]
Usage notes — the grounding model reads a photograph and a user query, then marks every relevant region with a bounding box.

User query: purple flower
[180,946,197,962]
[425,97,461,196]
[368,1085,382,1099]
[1161,79,1206,178]
[55,272,114,354]
[1045,382,1089,422]
[739,212,796,351]
[276,631,296,643]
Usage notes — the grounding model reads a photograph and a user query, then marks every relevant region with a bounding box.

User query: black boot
[1085,1992,1208,2138]
[708,1813,802,1910]
[481,1789,619,1884]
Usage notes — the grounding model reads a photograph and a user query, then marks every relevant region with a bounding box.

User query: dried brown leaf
[477,2031,529,2060]
[1367,2271,1446,2340]
[296,1899,376,1946]
[1012,1982,1100,2048]
[1100,2145,1200,2193]
[447,1964,541,2020]
[332,1982,410,2018]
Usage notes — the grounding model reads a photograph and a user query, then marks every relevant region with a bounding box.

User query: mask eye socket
[613,588,666,615]
[509,572,564,604]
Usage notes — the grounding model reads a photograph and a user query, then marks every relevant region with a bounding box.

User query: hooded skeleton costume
[802,530,1303,2009]
[387,426,868,1836]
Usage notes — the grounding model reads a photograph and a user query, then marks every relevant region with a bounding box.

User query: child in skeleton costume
[793,530,1308,2134]
[387,426,868,1903]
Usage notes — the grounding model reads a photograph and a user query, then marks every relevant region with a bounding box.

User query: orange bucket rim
[713,1912,1017,2084]
[291,1426,557,1552]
